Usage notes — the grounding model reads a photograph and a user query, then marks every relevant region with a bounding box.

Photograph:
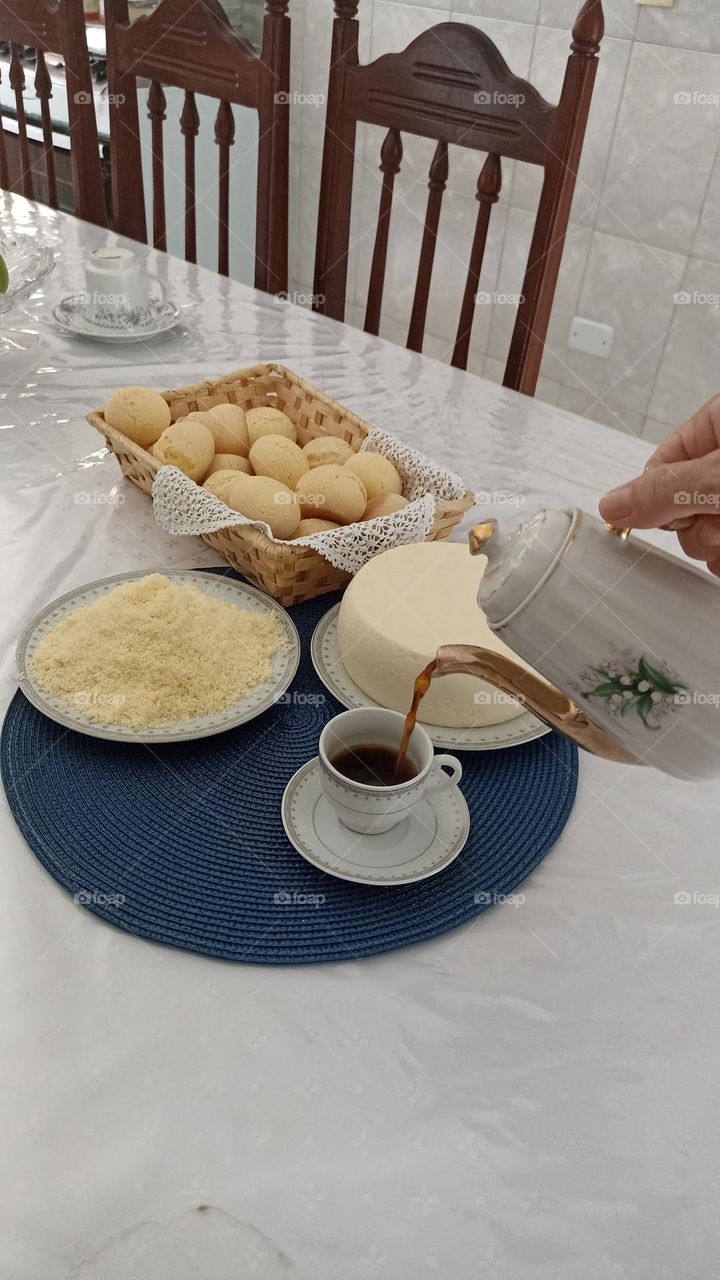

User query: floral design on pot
[576,648,687,730]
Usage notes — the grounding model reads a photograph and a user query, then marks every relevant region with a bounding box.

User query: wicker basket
[87,363,475,606]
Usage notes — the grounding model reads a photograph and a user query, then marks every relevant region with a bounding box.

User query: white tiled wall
[289,0,720,444]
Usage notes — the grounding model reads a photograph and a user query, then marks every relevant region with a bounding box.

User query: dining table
[1,190,718,1280]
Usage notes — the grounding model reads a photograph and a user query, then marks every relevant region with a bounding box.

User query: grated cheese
[30,574,286,729]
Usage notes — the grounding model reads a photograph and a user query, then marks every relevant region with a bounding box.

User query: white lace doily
[152,430,467,574]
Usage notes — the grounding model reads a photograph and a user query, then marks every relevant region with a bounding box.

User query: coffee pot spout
[434,644,640,765]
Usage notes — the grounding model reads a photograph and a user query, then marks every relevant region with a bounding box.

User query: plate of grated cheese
[16,571,300,744]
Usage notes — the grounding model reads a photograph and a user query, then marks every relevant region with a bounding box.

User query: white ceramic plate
[310,604,550,752]
[16,570,300,744]
[52,280,180,343]
[282,757,470,886]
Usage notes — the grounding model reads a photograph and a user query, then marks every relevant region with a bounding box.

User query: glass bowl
[0,233,55,317]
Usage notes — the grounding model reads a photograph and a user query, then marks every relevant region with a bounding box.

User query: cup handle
[430,754,462,786]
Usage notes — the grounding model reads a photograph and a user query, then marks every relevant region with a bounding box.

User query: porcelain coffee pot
[433,508,720,780]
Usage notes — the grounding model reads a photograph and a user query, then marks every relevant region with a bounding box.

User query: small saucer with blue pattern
[282,757,470,886]
[52,280,180,343]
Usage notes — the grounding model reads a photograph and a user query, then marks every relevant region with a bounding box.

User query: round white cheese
[337,541,529,728]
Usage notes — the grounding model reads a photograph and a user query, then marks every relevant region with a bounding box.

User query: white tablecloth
[1,194,718,1280]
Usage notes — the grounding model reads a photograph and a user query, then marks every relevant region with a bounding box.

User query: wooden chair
[0,0,106,224]
[313,0,604,397]
[105,0,290,294]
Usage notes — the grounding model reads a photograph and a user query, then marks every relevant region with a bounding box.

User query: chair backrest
[106,0,290,295]
[0,0,106,225]
[313,0,604,397]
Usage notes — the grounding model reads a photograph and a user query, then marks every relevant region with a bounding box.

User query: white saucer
[310,605,550,753]
[282,757,470,886]
[52,280,180,343]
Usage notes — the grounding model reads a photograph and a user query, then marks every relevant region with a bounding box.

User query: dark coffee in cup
[331,743,418,787]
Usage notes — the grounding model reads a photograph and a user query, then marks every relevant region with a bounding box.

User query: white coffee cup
[84,247,150,322]
[318,708,462,835]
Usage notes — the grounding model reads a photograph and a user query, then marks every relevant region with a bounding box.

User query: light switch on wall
[568,318,614,359]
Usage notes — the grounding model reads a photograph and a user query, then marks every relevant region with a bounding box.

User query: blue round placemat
[1,575,579,965]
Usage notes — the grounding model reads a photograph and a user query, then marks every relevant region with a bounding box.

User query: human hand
[599,394,720,576]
